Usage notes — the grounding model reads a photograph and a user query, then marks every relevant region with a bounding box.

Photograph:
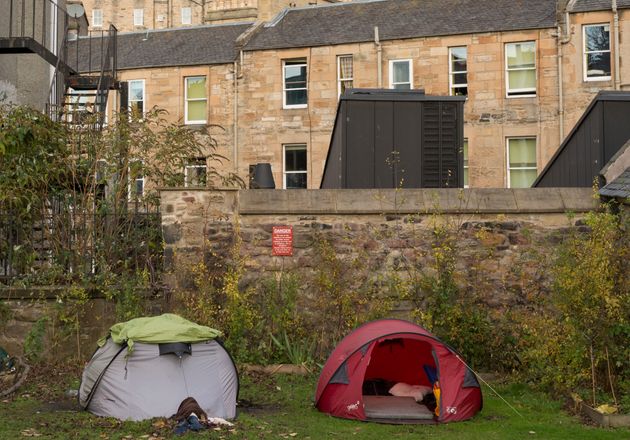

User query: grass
[1,366,628,440]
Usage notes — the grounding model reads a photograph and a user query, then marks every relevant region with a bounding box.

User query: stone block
[163,223,183,244]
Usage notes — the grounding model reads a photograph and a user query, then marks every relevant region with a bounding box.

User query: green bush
[518,207,630,408]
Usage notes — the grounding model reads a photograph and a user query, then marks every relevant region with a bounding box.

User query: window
[449,47,468,96]
[128,80,145,117]
[67,89,93,125]
[128,160,144,200]
[337,55,353,98]
[133,8,144,26]
[185,158,207,187]
[92,9,103,27]
[283,145,307,189]
[181,7,192,25]
[389,59,413,89]
[583,24,611,81]
[505,41,536,97]
[463,139,469,188]
[184,76,207,124]
[507,138,537,188]
[283,59,307,108]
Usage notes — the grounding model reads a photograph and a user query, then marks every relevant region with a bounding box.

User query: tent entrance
[362,337,437,422]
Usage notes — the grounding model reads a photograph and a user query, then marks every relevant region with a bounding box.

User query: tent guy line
[455,354,524,419]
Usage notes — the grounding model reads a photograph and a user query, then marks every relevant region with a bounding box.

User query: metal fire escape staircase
[55,24,121,130]
[0,0,121,130]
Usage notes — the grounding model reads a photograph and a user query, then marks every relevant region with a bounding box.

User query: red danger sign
[272,226,293,256]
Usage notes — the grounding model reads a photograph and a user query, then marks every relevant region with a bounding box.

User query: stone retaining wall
[0,288,165,360]
[0,188,598,359]
[161,188,598,311]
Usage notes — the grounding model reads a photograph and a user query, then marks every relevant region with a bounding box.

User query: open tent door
[315,319,482,424]
[362,337,438,423]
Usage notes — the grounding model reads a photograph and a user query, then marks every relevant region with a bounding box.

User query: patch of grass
[1,370,628,439]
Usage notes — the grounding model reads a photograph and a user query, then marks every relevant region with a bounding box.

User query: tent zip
[82,341,128,409]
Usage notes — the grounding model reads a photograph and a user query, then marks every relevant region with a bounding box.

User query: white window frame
[181,7,192,25]
[92,9,103,28]
[337,55,354,99]
[184,76,207,125]
[389,59,413,89]
[184,160,207,188]
[449,47,468,96]
[506,137,537,188]
[583,24,611,82]
[133,8,144,26]
[283,59,308,109]
[127,79,145,117]
[283,144,308,189]
[505,41,537,98]
[127,159,144,200]
[463,138,469,188]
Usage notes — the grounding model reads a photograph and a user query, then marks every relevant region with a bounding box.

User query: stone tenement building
[88,0,630,189]
[80,0,350,31]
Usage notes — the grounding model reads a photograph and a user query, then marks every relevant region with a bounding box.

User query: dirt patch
[37,398,80,413]
[25,361,83,401]
[238,398,282,416]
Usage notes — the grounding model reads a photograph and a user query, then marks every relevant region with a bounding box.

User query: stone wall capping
[0,286,158,300]
[158,187,240,192]
[235,188,597,215]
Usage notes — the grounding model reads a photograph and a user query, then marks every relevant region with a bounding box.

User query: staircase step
[65,92,99,97]
[67,74,115,90]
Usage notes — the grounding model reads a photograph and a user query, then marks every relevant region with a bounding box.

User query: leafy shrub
[23,317,49,362]
[518,206,630,408]
[311,235,392,353]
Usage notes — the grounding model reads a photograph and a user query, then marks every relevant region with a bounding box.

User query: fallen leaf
[529,431,536,435]
[289,433,298,437]
[152,420,167,429]
[20,428,42,437]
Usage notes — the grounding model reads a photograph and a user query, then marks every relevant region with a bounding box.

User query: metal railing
[0,200,162,284]
[1,0,68,55]
[65,25,117,76]
[45,21,70,115]
[94,25,117,126]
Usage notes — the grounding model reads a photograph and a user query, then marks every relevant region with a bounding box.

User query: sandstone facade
[80,0,349,31]
[113,64,236,165]
[101,7,629,189]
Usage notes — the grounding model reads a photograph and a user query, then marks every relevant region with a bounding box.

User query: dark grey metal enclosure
[320,89,465,189]
[534,91,630,188]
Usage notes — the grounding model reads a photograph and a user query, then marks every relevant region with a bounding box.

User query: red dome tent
[315,319,482,423]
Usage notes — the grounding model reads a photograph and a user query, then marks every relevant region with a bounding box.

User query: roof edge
[244,23,556,52]
[533,91,630,187]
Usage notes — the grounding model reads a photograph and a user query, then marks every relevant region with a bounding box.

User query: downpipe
[374,26,382,88]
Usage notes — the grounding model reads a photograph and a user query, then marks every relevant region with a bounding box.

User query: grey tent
[79,314,238,421]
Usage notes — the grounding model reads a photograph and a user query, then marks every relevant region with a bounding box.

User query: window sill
[584,77,612,82]
[283,105,308,110]
[506,94,537,99]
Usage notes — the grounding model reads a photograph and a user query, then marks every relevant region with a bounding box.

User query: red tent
[315,319,482,423]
